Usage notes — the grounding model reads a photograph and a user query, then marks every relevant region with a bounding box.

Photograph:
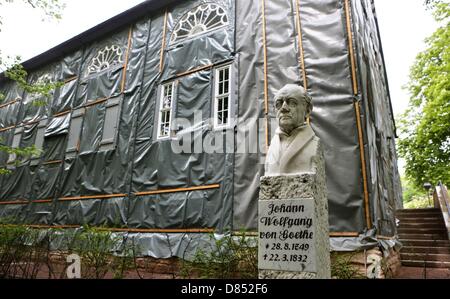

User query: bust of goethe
[265,84,321,176]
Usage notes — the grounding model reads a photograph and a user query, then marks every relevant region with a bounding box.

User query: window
[170,3,229,44]
[44,114,70,138]
[66,109,84,156]
[75,96,122,154]
[214,65,231,129]
[32,120,47,161]
[100,97,121,151]
[77,44,125,106]
[157,82,175,139]
[52,79,77,114]
[87,45,124,76]
[7,127,22,164]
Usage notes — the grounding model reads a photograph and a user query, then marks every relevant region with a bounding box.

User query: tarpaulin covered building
[0,0,402,256]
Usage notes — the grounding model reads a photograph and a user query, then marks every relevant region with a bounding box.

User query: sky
[0,0,441,173]
[375,0,439,118]
[0,0,439,117]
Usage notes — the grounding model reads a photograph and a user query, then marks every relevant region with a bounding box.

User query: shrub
[181,232,258,279]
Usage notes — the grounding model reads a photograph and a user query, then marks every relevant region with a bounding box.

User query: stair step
[401,246,450,254]
[399,223,445,229]
[397,213,442,219]
[401,253,450,262]
[397,208,441,214]
[400,239,450,247]
[398,233,449,240]
[398,228,447,234]
[397,217,444,223]
[401,260,450,268]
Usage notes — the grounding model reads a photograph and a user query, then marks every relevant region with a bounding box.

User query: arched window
[170,3,229,44]
[87,45,124,75]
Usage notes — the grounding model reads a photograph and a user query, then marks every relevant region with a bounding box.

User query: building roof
[19,0,180,73]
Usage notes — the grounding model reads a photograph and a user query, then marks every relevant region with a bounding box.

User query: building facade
[0,0,401,255]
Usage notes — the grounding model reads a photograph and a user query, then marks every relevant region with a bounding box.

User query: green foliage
[401,176,430,206]
[425,0,449,11]
[0,225,52,278]
[0,224,138,279]
[71,227,134,279]
[402,175,433,208]
[404,196,432,209]
[0,139,42,175]
[181,232,258,279]
[398,2,450,189]
[380,257,393,279]
[4,59,63,97]
[330,252,365,279]
[0,1,64,173]
[0,0,65,29]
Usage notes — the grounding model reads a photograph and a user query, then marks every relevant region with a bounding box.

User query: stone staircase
[397,208,450,269]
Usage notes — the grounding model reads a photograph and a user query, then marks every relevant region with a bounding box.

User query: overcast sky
[0,0,439,118]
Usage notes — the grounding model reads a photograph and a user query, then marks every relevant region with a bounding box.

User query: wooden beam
[84,96,109,108]
[121,26,134,93]
[0,224,215,234]
[42,160,63,166]
[59,194,127,202]
[0,200,28,206]
[354,101,372,229]
[28,225,80,229]
[175,64,214,78]
[295,0,308,89]
[32,199,53,204]
[53,110,71,118]
[0,99,19,109]
[159,10,169,73]
[344,0,358,95]
[329,232,360,237]
[261,0,270,151]
[0,125,15,133]
[135,184,221,196]
[99,228,215,234]
[64,76,78,84]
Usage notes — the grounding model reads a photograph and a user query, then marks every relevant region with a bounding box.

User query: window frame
[170,3,230,45]
[66,109,84,156]
[213,64,232,130]
[29,119,48,165]
[99,96,122,151]
[7,127,23,164]
[85,44,125,78]
[156,81,175,140]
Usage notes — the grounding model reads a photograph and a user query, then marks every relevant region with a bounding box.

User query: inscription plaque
[258,198,316,273]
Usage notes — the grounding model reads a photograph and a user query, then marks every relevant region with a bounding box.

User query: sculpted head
[274,84,312,135]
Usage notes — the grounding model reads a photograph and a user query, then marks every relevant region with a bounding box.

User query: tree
[398,2,450,188]
[0,0,65,173]
[424,0,447,10]
[0,0,64,28]
[401,176,430,209]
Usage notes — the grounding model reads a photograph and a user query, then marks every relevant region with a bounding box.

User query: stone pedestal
[258,147,330,279]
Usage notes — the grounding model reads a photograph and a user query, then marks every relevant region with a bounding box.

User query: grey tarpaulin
[43,229,228,261]
[0,0,401,256]
[330,230,402,256]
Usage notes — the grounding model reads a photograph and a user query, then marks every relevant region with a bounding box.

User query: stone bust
[265,84,320,175]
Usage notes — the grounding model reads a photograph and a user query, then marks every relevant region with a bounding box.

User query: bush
[330,252,365,279]
[0,224,136,279]
[71,227,134,279]
[0,225,51,278]
[181,232,258,279]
